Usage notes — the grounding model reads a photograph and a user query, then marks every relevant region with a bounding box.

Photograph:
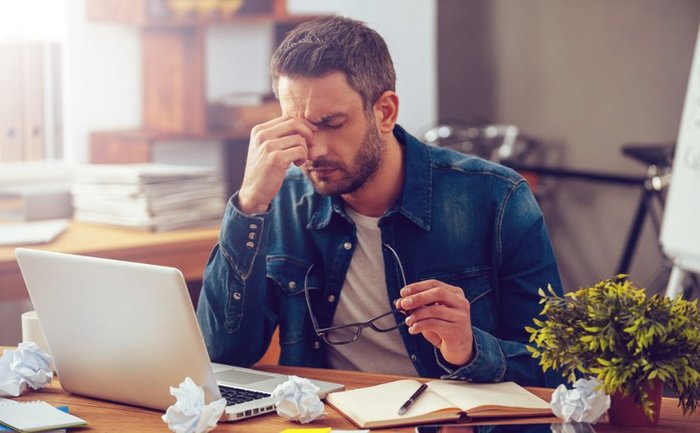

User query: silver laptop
[15,248,344,421]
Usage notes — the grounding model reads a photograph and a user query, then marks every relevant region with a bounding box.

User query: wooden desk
[0,221,219,302]
[11,364,697,433]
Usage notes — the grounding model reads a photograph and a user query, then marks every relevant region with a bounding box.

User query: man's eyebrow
[310,113,347,126]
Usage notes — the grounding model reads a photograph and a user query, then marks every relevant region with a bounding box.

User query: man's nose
[307,133,328,161]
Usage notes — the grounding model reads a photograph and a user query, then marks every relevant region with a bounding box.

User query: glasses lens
[325,326,362,345]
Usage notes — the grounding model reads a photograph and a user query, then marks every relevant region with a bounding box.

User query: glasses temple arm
[303,265,323,331]
[383,243,408,287]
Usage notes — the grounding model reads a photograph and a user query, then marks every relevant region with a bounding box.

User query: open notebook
[326,379,552,429]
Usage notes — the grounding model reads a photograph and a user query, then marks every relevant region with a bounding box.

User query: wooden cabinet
[86,0,315,178]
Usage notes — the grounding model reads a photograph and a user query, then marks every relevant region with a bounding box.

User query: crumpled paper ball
[162,377,227,433]
[0,342,53,397]
[551,377,610,423]
[271,375,325,424]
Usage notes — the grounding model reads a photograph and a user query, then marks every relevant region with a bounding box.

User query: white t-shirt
[324,206,417,376]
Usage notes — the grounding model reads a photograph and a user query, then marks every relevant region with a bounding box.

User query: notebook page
[0,401,86,432]
[327,379,458,424]
[427,380,551,413]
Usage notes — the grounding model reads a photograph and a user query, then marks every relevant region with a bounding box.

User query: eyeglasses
[303,244,408,345]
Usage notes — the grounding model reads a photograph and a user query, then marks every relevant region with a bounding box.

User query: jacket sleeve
[196,193,278,367]
[437,180,565,387]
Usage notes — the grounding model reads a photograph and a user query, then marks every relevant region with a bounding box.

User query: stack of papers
[71,164,226,232]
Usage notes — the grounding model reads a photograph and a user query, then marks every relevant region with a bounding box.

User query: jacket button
[249,223,258,230]
[327,295,336,303]
[343,242,352,250]
[313,341,321,349]
[248,232,256,240]
[288,281,296,289]
[246,241,255,249]
[232,292,242,301]
[410,354,418,362]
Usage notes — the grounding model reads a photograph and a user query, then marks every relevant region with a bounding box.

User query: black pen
[397,382,428,415]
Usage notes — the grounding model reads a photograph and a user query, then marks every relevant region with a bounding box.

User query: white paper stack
[71,164,226,232]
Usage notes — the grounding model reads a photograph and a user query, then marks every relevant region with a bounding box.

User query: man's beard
[304,121,384,196]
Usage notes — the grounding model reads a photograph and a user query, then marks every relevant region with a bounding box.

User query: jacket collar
[308,124,432,231]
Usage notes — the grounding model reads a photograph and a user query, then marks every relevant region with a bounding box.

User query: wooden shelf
[86,0,298,26]
[92,129,250,142]
[91,12,319,29]
[90,129,250,164]
[86,0,320,28]
[86,0,315,196]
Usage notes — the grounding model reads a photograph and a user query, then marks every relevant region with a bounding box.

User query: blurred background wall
[438,0,700,291]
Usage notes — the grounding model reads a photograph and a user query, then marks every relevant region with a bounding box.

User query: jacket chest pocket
[420,267,498,333]
[266,256,322,345]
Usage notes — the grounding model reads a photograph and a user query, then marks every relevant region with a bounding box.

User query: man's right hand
[237,116,317,215]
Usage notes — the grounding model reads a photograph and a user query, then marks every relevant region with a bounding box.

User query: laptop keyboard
[219,385,271,406]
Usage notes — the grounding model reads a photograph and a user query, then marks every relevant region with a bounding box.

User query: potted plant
[525,275,700,426]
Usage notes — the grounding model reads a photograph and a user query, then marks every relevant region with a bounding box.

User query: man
[196,16,563,386]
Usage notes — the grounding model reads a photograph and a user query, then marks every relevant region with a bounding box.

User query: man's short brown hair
[271,16,396,110]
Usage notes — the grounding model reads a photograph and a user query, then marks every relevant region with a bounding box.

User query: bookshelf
[85,0,315,191]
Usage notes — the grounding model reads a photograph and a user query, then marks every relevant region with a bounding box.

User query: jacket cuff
[219,192,270,280]
[437,327,507,382]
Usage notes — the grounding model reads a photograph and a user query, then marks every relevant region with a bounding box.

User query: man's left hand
[395,279,474,366]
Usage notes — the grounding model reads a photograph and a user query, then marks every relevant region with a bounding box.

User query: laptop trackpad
[215,368,278,385]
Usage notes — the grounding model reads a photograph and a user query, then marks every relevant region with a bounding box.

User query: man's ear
[373,91,399,133]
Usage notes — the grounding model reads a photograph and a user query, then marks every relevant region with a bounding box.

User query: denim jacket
[197,125,564,387]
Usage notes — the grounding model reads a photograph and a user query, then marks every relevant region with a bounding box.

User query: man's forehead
[277,73,362,120]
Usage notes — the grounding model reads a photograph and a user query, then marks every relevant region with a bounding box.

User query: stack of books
[72,164,226,232]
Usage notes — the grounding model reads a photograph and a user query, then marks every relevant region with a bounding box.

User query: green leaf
[523,274,700,416]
